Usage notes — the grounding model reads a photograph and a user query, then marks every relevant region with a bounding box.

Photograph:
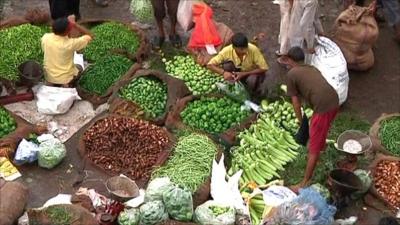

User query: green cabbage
[118,208,140,225]
[163,185,193,221]
[139,201,168,225]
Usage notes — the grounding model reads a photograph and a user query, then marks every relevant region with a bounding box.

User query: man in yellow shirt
[41,15,93,87]
[207,33,269,99]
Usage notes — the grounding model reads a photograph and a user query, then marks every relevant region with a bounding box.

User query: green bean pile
[79,55,133,95]
[119,77,167,118]
[152,133,218,192]
[84,22,140,62]
[379,116,400,156]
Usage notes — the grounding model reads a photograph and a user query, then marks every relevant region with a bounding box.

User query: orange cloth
[188,3,222,48]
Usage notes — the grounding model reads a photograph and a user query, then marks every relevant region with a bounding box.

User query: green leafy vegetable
[130,0,154,23]
[119,77,167,118]
[118,208,140,225]
[84,22,140,62]
[139,201,168,225]
[163,185,193,221]
[79,55,133,95]
[379,116,400,156]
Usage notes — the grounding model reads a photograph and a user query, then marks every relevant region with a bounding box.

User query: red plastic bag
[188,3,222,49]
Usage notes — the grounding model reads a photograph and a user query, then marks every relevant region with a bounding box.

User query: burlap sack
[369,113,400,156]
[27,204,97,225]
[108,69,191,126]
[332,3,379,71]
[76,63,141,109]
[165,94,257,146]
[0,108,47,158]
[0,180,29,225]
[0,8,50,29]
[78,114,175,188]
[369,153,400,211]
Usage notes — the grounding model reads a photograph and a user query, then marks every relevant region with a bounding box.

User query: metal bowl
[336,130,372,155]
[328,169,363,196]
[105,176,139,202]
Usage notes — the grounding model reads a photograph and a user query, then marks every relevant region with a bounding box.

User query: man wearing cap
[41,15,93,87]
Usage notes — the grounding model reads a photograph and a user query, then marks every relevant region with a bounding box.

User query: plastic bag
[37,134,66,169]
[144,177,173,202]
[195,200,236,225]
[36,85,81,115]
[177,0,197,32]
[188,3,222,48]
[14,139,40,165]
[163,185,193,221]
[139,201,168,225]
[263,188,336,225]
[351,169,372,199]
[210,155,246,214]
[118,208,140,225]
[310,36,349,105]
[130,0,153,23]
[216,82,250,103]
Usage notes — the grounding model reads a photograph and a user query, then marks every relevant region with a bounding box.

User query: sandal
[152,36,165,50]
[169,34,182,48]
[95,0,108,7]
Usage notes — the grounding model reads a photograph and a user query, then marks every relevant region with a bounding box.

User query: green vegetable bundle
[163,185,193,221]
[0,24,47,81]
[229,116,300,186]
[145,177,174,202]
[379,116,400,156]
[79,55,133,95]
[194,201,236,225]
[118,208,140,225]
[152,133,218,192]
[261,100,313,134]
[139,200,168,225]
[181,96,250,134]
[119,77,167,119]
[165,55,223,95]
[130,0,154,23]
[84,22,140,62]
[0,107,17,139]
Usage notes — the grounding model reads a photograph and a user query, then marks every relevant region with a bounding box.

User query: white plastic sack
[36,85,81,115]
[210,155,246,213]
[311,36,349,105]
[262,185,297,207]
[177,0,197,32]
[14,139,40,165]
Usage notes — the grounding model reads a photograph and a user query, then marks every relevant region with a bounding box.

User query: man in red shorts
[285,46,340,192]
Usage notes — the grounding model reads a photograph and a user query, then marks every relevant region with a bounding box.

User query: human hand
[223,71,235,81]
[233,72,247,81]
[67,15,76,23]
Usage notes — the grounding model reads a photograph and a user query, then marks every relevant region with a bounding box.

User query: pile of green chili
[151,133,218,192]
[379,116,400,156]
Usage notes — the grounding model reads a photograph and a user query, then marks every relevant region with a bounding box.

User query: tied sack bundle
[332,3,378,71]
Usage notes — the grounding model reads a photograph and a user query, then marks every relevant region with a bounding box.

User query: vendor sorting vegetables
[151,0,181,49]
[41,15,93,88]
[207,33,269,99]
[285,46,340,192]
